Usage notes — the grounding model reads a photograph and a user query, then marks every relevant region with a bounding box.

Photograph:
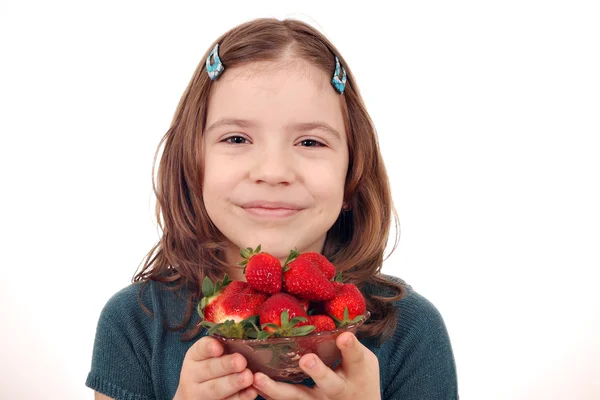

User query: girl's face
[202,58,349,273]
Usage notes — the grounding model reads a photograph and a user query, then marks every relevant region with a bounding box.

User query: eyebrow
[204,118,341,140]
[204,118,257,135]
[286,121,341,140]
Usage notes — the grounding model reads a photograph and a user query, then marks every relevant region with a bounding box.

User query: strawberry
[197,274,233,322]
[295,252,336,280]
[282,249,335,301]
[307,315,336,332]
[323,282,367,327]
[239,245,283,294]
[199,278,268,338]
[259,293,315,337]
[298,299,310,313]
[209,284,268,323]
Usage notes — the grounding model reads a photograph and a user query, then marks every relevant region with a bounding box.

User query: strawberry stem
[238,245,262,273]
[282,248,300,269]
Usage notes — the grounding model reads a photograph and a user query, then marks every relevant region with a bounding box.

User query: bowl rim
[211,311,371,344]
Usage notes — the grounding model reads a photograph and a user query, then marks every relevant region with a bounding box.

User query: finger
[187,336,224,362]
[255,389,271,400]
[224,384,258,400]
[337,333,366,371]
[193,352,247,383]
[299,353,346,398]
[202,368,254,399]
[252,372,312,400]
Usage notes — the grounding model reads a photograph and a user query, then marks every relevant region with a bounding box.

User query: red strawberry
[295,252,336,280]
[298,299,310,313]
[259,293,315,337]
[200,281,268,338]
[307,315,336,332]
[209,284,268,323]
[239,245,283,294]
[324,283,367,326]
[282,250,335,301]
[197,274,233,322]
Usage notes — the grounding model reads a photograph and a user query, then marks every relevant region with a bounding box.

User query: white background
[1,1,599,399]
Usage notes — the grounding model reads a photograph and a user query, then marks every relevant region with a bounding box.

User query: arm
[85,285,155,399]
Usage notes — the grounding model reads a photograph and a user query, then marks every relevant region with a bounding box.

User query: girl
[87,18,458,400]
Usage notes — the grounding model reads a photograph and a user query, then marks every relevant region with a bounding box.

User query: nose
[248,147,295,185]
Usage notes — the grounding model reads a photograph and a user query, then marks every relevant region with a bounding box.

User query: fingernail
[305,357,317,369]
[254,374,264,387]
[344,334,354,347]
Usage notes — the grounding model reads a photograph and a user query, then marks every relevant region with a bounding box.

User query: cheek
[306,165,346,204]
[203,151,241,187]
[202,157,238,208]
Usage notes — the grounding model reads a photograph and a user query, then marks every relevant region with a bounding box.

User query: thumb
[337,332,365,366]
[188,336,224,362]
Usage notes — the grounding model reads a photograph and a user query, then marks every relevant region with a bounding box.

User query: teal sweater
[86,275,458,399]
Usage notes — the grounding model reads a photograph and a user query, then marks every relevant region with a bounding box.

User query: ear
[342,201,352,212]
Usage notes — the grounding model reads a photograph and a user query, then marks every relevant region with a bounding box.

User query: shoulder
[98,281,155,323]
[97,279,193,328]
[91,282,160,359]
[364,273,441,323]
[87,280,188,399]
[371,273,450,345]
[364,274,458,399]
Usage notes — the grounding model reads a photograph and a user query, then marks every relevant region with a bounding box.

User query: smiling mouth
[241,206,302,219]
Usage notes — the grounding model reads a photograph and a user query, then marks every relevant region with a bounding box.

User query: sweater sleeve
[86,284,156,400]
[383,292,458,400]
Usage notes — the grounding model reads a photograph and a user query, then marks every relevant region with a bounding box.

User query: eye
[298,139,325,148]
[222,135,249,145]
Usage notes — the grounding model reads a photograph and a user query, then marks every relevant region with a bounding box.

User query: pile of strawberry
[198,245,367,340]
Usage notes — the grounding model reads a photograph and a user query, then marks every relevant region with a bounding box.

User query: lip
[241,201,303,210]
[240,201,304,219]
[242,207,302,218]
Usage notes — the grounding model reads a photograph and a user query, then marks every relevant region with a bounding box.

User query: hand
[173,336,258,400]
[252,332,381,400]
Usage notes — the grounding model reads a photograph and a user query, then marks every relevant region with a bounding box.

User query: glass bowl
[210,311,371,383]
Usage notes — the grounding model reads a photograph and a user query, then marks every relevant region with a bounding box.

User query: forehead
[205,58,346,135]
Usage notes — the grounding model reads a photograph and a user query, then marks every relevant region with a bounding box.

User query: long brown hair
[133,18,405,344]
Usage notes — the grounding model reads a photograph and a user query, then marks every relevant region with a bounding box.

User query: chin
[237,236,299,259]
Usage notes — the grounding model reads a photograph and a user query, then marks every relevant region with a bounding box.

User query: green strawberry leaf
[245,330,258,339]
[241,315,259,326]
[343,307,350,322]
[240,247,260,270]
[200,320,215,329]
[221,274,231,287]
[329,313,344,327]
[197,303,205,319]
[290,325,316,336]
[280,310,290,327]
[288,316,308,328]
[282,248,300,268]
[257,331,272,340]
[262,323,280,331]
[249,320,261,332]
[201,276,214,297]
[334,271,343,282]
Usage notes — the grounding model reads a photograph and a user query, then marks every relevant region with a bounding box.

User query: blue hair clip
[331,56,347,94]
[206,44,225,80]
